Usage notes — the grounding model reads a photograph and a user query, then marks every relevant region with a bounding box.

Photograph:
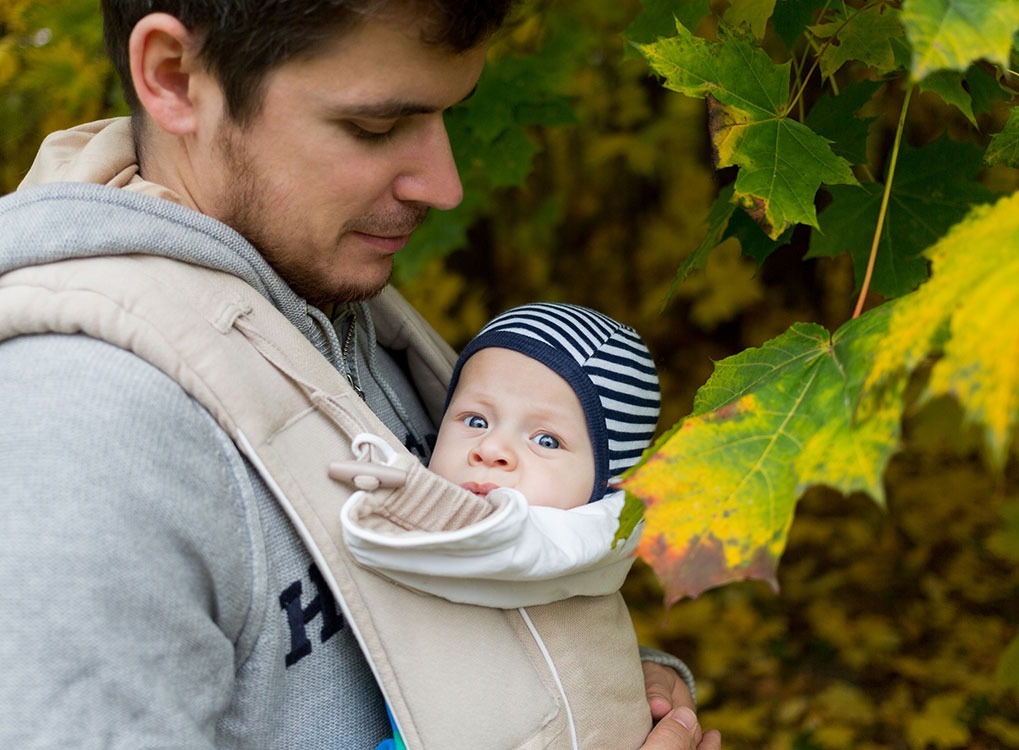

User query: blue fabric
[375,704,407,750]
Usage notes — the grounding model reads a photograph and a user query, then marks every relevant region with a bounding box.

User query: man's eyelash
[346,123,396,142]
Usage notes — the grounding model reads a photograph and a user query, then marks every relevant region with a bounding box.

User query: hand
[639,706,722,750]
[642,660,694,721]
[641,661,722,750]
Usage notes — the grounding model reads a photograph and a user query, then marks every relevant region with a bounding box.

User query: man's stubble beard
[216,126,426,308]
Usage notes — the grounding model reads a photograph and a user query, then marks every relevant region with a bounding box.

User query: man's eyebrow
[331,86,478,119]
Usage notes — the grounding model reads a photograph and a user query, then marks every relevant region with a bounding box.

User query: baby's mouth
[460,481,500,497]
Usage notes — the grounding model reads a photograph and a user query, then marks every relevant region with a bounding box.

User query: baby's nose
[470,436,517,469]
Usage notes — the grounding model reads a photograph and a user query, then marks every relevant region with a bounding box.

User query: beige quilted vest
[0,254,651,749]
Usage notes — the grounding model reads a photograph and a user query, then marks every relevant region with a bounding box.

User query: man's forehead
[268,17,487,114]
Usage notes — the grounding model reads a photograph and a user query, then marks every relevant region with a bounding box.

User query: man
[0,2,720,747]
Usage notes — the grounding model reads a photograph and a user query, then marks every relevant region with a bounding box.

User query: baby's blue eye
[464,415,488,429]
[533,433,560,449]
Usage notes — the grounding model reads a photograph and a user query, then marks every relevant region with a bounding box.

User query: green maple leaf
[965,64,1010,119]
[673,178,803,299]
[621,307,900,604]
[809,5,904,80]
[452,52,575,148]
[772,0,829,51]
[638,22,856,239]
[394,208,469,281]
[723,197,791,267]
[723,0,778,39]
[809,138,994,298]
[866,191,1019,469]
[664,179,793,303]
[638,22,787,115]
[663,183,738,305]
[723,113,857,238]
[986,108,1019,168]
[804,79,881,164]
[901,0,1019,81]
[919,70,977,125]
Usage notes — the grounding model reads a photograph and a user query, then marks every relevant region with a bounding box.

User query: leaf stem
[853,83,913,319]
[786,40,830,115]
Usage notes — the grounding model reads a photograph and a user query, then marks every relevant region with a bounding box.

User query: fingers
[639,706,703,750]
[647,693,674,722]
[644,670,677,722]
[642,661,695,721]
[700,729,722,749]
[639,661,722,749]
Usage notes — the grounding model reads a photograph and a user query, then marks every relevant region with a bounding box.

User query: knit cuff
[638,646,697,707]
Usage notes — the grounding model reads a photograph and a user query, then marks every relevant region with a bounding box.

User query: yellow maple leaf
[866,191,1019,469]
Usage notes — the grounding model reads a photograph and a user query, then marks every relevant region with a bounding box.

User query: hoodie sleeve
[0,334,257,748]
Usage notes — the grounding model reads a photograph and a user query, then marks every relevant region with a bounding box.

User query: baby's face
[429,347,595,509]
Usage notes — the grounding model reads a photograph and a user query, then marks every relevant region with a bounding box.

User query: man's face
[202,17,487,305]
[429,348,597,510]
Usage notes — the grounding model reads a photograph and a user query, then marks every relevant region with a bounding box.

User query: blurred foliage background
[2,0,1017,747]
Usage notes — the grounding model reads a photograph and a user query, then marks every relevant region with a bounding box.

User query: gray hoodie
[0,118,435,748]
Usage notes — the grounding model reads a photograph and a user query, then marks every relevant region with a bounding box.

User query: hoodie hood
[1,117,341,360]
[18,118,183,205]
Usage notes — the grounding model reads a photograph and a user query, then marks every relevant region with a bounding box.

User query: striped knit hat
[445,302,660,503]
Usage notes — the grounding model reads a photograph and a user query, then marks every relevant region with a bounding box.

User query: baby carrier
[0,247,651,749]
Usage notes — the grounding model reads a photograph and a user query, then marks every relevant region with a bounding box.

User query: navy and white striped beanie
[445,302,660,503]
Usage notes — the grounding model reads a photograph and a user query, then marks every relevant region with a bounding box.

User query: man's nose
[392,115,463,210]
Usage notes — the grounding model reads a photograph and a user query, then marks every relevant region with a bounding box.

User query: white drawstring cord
[517,607,579,750]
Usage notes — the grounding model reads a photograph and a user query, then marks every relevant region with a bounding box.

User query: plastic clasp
[328,433,407,491]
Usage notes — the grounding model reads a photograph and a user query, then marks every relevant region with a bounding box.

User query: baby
[341,302,663,750]
[341,301,660,606]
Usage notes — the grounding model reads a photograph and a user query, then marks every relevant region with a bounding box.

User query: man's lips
[460,481,501,497]
[351,231,411,253]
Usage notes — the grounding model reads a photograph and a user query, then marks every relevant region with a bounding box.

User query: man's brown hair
[102,0,515,126]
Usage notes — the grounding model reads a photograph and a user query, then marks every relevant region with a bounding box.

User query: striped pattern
[447,302,660,503]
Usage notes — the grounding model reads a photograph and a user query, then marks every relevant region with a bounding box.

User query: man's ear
[128,13,205,135]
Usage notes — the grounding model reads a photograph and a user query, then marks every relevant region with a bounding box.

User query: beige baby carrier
[0,254,651,749]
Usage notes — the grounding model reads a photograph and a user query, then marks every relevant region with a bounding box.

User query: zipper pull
[344,371,366,400]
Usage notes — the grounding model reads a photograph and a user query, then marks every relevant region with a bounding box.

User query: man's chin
[305,275,392,309]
